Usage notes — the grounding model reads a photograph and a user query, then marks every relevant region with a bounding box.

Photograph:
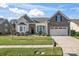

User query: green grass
[0,35,53,45]
[0,47,63,56]
[52,47,63,56]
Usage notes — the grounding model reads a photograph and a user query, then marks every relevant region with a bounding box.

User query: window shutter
[56,16,57,21]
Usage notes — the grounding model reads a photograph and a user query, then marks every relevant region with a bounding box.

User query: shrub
[38,31,42,35]
[16,32,20,36]
[71,30,76,36]
[75,32,79,36]
[35,33,39,35]
[20,32,25,36]
[41,33,47,36]
[0,32,2,34]
[36,32,48,36]
[25,31,30,35]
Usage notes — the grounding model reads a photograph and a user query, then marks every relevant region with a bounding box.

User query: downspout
[68,20,71,36]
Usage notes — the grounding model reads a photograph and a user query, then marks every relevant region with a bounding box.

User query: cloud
[70,7,79,11]
[0,15,13,20]
[7,17,17,21]
[9,7,45,17]
[9,8,28,15]
[8,4,66,17]
[0,3,8,8]
[0,15,5,18]
[20,4,48,10]
[51,5,66,11]
[28,8,45,17]
[8,4,66,16]
[13,4,52,11]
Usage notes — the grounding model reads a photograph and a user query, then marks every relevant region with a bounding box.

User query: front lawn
[0,47,63,56]
[0,35,53,45]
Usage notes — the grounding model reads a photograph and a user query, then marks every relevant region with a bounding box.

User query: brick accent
[48,12,70,35]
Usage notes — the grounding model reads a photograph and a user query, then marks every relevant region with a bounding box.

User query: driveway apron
[52,36,79,56]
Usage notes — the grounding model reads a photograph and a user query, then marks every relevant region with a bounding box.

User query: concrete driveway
[52,36,79,56]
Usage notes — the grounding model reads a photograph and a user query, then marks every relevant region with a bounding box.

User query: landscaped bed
[0,35,53,45]
[0,47,63,56]
[71,30,79,39]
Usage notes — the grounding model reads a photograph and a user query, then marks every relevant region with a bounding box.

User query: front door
[29,24,35,34]
[31,27,35,34]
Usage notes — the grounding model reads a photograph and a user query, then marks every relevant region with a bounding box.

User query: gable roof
[18,22,26,25]
[18,13,50,23]
[19,14,32,22]
[31,17,49,23]
[71,19,79,26]
[0,18,7,24]
[51,11,70,21]
[10,19,17,24]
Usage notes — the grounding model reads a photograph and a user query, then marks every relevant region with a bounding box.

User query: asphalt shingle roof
[71,19,79,26]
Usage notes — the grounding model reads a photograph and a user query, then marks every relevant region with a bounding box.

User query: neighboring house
[10,11,71,36]
[70,20,79,32]
[15,14,48,34]
[0,18,11,34]
[49,11,70,36]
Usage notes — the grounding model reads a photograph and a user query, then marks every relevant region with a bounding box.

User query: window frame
[37,26,45,33]
[5,28,8,32]
[56,15,62,22]
[20,26,23,32]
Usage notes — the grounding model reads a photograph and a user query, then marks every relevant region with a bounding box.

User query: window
[37,26,45,33]
[5,29,8,32]
[55,27,58,29]
[5,24,8,27]
[20,26,23,31]
[19,25,26,32]
[56,15,62,22]
[24,27,26,31]
[59,27,62,29]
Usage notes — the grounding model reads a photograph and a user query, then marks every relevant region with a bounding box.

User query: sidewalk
[0,45,53,48]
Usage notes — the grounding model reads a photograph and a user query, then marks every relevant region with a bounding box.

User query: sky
[0,3,79,21]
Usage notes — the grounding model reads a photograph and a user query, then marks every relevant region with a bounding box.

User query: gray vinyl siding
[0,19,11,34]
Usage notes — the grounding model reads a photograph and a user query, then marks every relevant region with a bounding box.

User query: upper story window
[56,15,62,22]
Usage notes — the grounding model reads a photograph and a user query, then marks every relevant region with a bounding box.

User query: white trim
[16,24,29,33]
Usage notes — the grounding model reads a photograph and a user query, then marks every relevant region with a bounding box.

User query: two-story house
[49,11,70,36]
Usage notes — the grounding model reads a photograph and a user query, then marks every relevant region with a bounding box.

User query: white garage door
[50,27,68,36]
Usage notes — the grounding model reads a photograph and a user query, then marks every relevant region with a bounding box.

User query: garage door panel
[50,28,68,36]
